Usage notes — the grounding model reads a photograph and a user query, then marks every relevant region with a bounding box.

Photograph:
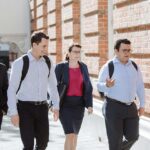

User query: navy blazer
[55,61,93,108]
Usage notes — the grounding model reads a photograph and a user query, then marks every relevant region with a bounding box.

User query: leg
[73,134,78,150]
[64,133,77,150]
[60,111,78,150]
[105,118,123,150]
[60,96,84,150]
[122,104,139,150]
[105,102,124,150]
[35,104,49,150]
[18,103,35,150]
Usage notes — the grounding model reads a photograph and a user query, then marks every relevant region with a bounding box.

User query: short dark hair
[31,32,49,47]
[65,43,82,61]
[114,39,131,51]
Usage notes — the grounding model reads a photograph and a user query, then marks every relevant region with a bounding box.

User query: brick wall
[30,0,150,113]
[30,0,108,99]
[113,0,150,113]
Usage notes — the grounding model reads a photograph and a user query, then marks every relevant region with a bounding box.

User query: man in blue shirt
[8,32,60,150]
[97,39,145,150]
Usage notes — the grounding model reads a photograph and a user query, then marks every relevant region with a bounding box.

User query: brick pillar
[43,0,48,34]
[31,0,37,32]
[56,0,62,62]
[73,0,80,43]
[98,0,108,68]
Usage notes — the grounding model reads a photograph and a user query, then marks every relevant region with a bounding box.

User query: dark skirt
[59,96,85,134]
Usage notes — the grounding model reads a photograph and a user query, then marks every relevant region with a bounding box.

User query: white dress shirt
[97,57,145,107]
[8,51,60,116]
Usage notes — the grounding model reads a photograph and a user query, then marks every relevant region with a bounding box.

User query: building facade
[0,0,31,56]
[30,0,150,114]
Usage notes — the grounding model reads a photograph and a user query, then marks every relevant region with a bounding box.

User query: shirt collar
[27,50,44,62]
[112,57,132,66]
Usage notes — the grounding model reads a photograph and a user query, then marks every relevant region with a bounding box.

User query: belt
[106,97,133,106]
[18,100,47,105]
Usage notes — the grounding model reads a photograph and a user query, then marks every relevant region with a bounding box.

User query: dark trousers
[17,102,49,150]
[105,98,139,150]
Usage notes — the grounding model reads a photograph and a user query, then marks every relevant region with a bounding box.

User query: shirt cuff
[51,101,59,110]
[140,101,145,108]
[7,109,18,117]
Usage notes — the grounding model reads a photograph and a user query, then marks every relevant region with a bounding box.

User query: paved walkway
[0,112,108,150]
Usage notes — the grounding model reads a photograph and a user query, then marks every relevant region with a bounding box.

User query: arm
[83,64,93,112]
[136,67,145,116]
[7,60,22,116]
[48,62,60,111]
[48,62,60,121]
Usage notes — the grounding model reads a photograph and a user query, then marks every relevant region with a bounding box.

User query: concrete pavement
[0,112,108,150]
[1,99,149,150]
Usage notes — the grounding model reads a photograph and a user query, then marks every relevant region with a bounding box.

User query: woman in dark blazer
[0,63,8,130]
[55,43,93,150]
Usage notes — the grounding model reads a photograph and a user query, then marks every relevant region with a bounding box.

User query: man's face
[115,43,132,64]
[33,38,49,57]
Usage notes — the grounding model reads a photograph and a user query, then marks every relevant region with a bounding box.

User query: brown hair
[114,39,131,51]
[31,32,49,47]
[65,43,82,61]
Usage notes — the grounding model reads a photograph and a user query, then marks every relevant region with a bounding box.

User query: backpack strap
[131,60,138,71]
[16,55,51,95]
[108,60,137,78]
[108,61,114,79]
[43,55,51,78]
[16,55,29,94]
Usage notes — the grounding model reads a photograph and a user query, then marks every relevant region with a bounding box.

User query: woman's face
[68,46,81,62]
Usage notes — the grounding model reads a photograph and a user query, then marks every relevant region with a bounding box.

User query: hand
[138,107,145,116]
[53,109,59,121]
[49,106,53,112]
[11,115,19,127]
[87,107,93,115]
[106,78,115,88]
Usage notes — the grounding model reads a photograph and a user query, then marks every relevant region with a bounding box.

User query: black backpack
[16,55,51,94]
[99,60,138,99]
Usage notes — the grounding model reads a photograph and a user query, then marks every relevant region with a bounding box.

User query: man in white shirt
[8,32,60,150]
[97,39,145,150]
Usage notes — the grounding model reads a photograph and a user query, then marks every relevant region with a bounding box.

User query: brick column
[73,0,80,43]
[98,0,108,68]
[31,0,37,32]
[43,0,48,34]
[56,0,62,62]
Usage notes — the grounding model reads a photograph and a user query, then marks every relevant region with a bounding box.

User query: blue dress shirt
[8,51,60,116]
[97,57,145,107]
